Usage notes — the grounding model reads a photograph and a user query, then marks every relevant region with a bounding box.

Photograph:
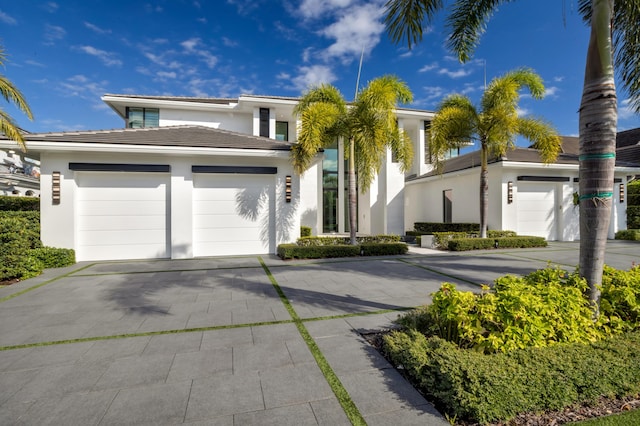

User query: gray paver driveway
[0,241,638,425]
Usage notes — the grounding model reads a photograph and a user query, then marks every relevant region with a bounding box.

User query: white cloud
[222,37,238,48]
[553,76,565,82]
[291,65,337,92]
[421,86,447,102]
[84,21,111,34]
[0,11,17,25]
[298,0,354,19]
[56,74,109,102]
[44,24,66,44]
[157,71,177,79]
[44,2,59,13]
[320,3,385,63]
[418,62,438,73]
[25,60,46,67]
[77,45,123,67]
[197,17,207,23]
[181,38,218,68]
[516,107,530,117]
[544,86,559,98]
[438,68,472,79]
[619,98,638,121]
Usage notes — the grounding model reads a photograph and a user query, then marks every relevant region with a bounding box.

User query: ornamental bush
[0,195,39,211]
[414,222,479,234]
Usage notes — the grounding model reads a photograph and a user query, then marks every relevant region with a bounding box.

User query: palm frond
[385,0,444,49]
[613,0,640,112]
[517,117,562,164]
[447,0,512,62]
[0,76,33,119]
[430,96,479,172]
[291,102,342,174]
[0,108,27,151]
[293,84,347,117]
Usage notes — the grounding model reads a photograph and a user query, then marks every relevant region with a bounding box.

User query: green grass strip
[0,319,294,352]
[398,258,483,288]
[259,257,366,426]
[572,408,640,425]
[0,263,96,303]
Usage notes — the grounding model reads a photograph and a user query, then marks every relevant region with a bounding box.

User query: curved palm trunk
[479,143,489,238]
[579,0,616,316]
[348,138,358,245]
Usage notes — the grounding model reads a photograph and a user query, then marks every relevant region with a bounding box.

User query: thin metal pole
[354,46,365,99]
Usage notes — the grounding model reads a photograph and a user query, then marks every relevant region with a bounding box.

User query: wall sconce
[620,183,625,203]
[507,181,513,204]
[285,175,292,203]
[52,171,61,205]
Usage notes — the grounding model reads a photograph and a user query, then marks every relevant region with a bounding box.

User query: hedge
[414,222,480,234]
[615,229,640,241]
[628,206,640,230]
[432,230,518,249]
[31,247,76,269]
[0,195,39,211]
[277,244,360,260]
[628,182,640,229]
[447,236,547,251]
[360,242,408,256]
[300,226,312,237]
[383,330,640,425]
[296,234,401,246]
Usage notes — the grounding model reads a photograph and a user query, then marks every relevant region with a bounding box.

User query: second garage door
[516,182,558,240]
[193,174,275,257]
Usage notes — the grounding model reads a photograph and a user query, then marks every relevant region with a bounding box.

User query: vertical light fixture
[285,175,292,203]
[507,181,513,204]
[52,171,61,205]
[620,183,625,203]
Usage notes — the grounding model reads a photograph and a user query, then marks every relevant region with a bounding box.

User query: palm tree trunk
[579,0,616,317]
[479,143,489,238]
[348,138,358,245]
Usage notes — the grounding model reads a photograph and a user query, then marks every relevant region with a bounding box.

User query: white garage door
[77,172,169,261]
[516,183,557,240]
[193,174,274,257]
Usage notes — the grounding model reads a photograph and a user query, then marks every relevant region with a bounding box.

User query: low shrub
[447,236,547,251]
[615,229,640,241]
[414,222,479,234]
[1,216,44,281]
[628,206,640,229]
[382,330,640,424]
[0,195,40,211]
[433,232,469,249]
[296,234,401,246]
[360,242,408,256]
[31,247,76,269]
[600,265,640,332]
[277,244,360,260]
[300,226,312,237]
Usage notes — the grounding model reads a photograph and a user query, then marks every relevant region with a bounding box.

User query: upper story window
[127,107,159,128]
[424,120,432,164]
[276,121,288,141]
[259,108,270,137]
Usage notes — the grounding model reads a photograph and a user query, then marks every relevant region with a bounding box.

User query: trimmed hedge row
[383,330,640,425]
[414,222,479,234]
[432,230,519,249]
[629,182,640,229]
[447,236,548,251]
[296,235,401,246]
[277,242,408,259]
[0,195,39,211]
[616,229,640,241]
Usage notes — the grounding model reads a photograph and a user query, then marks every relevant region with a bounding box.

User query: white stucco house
[405,135,640,241]
[0,93,637,261]
[0,149,40,197]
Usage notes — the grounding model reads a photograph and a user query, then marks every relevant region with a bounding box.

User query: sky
[1,0,639,144]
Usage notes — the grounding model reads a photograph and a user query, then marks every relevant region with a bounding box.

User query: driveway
[0,241,638,425]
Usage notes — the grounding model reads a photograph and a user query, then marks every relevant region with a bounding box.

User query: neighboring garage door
[193,173,275,257]
[516,183,557,240]
[76,172,170,261]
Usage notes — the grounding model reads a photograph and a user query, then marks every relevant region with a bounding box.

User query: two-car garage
[73,165,278,262]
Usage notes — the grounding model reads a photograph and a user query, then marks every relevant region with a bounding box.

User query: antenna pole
[354,46,365,99]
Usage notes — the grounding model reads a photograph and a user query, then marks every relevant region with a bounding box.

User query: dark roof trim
[517,176,570,182]
[69,163,170,173]
[192,165,277,174]
[573,178,623,183]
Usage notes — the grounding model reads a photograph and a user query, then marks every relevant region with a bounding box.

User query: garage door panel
[193,174,274,257]
[516,183,557,240]
[77,172,169,261]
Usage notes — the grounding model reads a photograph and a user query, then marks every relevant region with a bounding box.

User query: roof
[617,128,640,148]
[0,125,295,151]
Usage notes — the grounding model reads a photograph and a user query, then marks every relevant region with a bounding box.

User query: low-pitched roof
[0,125,294,151]
[617,128,640,149]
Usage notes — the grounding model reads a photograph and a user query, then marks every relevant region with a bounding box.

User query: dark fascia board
[192,165,277,174]
[573,177,623,183]
[69,163,170,172]
[517,176,570,182]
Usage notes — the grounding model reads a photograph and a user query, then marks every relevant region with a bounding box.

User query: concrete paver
[0,242,637,425]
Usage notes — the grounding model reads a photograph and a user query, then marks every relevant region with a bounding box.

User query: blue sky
[1,0,639,141]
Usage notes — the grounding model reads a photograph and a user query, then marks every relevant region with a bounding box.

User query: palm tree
[431,68,561,238]
[292,75,414,244]
[384,0,640,314]
[0,46,33,151]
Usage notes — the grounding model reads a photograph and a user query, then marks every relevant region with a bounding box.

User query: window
[424,120,432,164]
[276,121,288,141]
[322,142,339,233]
[127,107,159,128]
[259,108,270,137]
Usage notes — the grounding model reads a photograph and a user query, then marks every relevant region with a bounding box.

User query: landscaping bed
[375,265,640,425]
[277,235,408,259]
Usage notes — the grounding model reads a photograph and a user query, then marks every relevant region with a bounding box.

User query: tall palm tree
[384,0,640,314]
[0,46,33,151]
[431,68,561,238]
[292,75,414,244]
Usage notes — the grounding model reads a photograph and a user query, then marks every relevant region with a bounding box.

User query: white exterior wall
[160,108,253,134]
[386,149,406,235]
[38,150,298,259]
